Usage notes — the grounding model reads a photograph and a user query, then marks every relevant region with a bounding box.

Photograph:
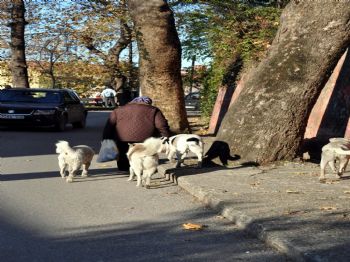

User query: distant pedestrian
[101,86,117,108]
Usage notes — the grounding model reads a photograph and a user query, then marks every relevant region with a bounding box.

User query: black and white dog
[163,134,204,168]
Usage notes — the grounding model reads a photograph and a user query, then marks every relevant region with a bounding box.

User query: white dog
[320,137,350,181]
[126,137,164,188]
[163,134,204,168]
[55,140,95,183]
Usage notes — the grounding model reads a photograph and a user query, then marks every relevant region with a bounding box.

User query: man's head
[131,96,152,105]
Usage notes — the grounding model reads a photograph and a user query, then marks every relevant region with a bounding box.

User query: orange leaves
[182,223,206,231]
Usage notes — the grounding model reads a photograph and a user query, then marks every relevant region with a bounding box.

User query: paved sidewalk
[157,139,350,262]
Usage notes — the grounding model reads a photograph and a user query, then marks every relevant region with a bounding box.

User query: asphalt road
[0,111,286,262]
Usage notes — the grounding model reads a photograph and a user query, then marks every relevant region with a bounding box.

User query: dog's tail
[55,140,72,154]
[142,137,163,155]
[127,143,145,159]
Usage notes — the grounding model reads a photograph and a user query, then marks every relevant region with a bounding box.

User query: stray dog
[55,140,95,183]
[320,137,350,181]
[163,134,204,168]
[126,137,163,188]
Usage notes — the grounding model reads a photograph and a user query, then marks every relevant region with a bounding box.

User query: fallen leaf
[286,190,300,194]
[294,172,308,176]
[284,210,307,216]
[182,223,205,231]
[165,192,178,195]
[250,182,260,189]
[325,180,340,184]
[320,206,337,211]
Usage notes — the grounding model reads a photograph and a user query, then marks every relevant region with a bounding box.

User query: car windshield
[0,90,62,104]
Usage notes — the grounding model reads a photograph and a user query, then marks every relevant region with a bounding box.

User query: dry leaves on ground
[283,210,308,216]
[320,206,337,211]
[182,223,206,231]
[286,189,301,194]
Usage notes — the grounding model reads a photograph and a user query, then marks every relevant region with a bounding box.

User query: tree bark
[127,0,189,133]
[9,0,29,88]
[217,1,350,164]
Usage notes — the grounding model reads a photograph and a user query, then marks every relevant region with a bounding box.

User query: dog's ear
[128,143,134,146]
[161,137,169,144]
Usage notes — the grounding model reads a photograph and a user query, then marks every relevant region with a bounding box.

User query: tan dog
[55,141,95,183]
[320,138,350,181]
[126,137,163,188]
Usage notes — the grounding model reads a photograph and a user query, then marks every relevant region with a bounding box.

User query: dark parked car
[185,92,200,111]
[0,88,87,131]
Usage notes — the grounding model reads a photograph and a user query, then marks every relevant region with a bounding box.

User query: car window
[63,91,78,103]
[0,90,61,103]
[37,92,61,103]
[191,93,199,100]
[185,92,200,100]
[70,91,81,101]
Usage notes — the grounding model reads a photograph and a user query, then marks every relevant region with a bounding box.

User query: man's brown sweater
[104,102,171,142]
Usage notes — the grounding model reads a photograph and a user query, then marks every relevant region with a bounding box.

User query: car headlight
[33,109,56,115]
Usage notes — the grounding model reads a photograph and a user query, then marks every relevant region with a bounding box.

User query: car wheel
[72,114,86,128]
[55,114,67,131]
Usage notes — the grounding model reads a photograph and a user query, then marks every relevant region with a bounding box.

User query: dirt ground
[188,115,209,135]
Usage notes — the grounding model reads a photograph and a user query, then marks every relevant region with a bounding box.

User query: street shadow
[2,188,350,261]
[157,161,261,189]
[154,139,260,188]
[0,206,287,262]
[244,210,350,261]
[0,168,124,182]
[204,140,241,166]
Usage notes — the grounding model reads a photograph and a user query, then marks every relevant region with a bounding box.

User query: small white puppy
[320,137,350,181]
[127,137,163,188]
[163,134,204,168]
[55,140,95,183]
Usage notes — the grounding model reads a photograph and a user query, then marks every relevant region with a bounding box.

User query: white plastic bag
[97,139,119,162]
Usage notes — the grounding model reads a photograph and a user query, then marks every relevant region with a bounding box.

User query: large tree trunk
[9,0,29,88]
[217,1,350,164]
[127,0,189,133]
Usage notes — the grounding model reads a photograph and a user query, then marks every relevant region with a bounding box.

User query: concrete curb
[157,165,307,262]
